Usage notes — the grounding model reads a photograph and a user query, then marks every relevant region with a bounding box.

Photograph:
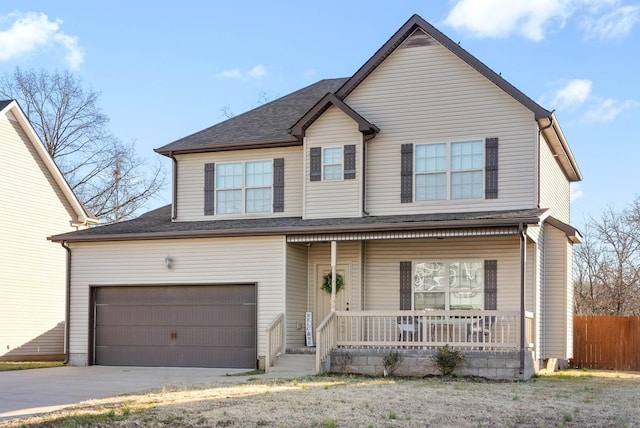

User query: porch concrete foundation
[328,348,537,380]
[67,353,88,366]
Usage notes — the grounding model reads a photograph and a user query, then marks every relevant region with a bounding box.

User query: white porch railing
[264,313,285,373]
[315,311,337,374]
[315,310,528,373]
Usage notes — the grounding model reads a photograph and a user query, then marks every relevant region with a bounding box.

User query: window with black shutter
[204,163,215,215]
[343,144,356,179]
[400,144,413,203]
[273,158,284,212]
[485,138,498,199]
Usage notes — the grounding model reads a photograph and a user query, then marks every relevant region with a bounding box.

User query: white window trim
[215,159,273,215]
[322,146,343,181]
[412,260,485,311]
[414,140,484,201]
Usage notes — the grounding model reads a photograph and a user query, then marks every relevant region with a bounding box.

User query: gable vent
[400,29,437,49]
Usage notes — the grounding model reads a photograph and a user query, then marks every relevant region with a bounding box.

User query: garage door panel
[96,305,255,327]
[96,345,256,368]
[96,285,256,306]
[94,285,256,368]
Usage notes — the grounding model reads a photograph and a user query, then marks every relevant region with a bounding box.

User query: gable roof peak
[335,13,551,120]
[289,93,379,139]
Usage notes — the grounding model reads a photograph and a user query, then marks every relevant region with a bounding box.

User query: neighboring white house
[0,100,95,361]
[50,15,582,379]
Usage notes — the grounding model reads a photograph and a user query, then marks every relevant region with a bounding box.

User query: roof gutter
[49,215,543,243]
[154,138,301,157]
[61,241,71,365]
[538,113,582,182]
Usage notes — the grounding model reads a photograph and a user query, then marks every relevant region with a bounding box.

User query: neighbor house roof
[49,205,548,243]
[155,78,348,155]
[1,100,97,226]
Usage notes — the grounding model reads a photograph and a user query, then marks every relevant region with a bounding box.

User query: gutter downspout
[519,223,527,375]
[61,241,71,365]
[362,139,369,216]
[170,151,178,220]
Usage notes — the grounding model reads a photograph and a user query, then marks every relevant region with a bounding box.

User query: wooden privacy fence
[573,316,640,371]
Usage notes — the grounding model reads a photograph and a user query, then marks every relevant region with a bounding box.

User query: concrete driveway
[0,365,249,422]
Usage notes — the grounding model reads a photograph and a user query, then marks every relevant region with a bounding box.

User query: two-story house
[1,100,95,362]
[50,15,581,379]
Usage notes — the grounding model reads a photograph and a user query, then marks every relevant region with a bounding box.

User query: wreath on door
[321,272,344,293]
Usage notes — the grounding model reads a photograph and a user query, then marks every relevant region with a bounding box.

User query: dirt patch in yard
[5,370,640,427]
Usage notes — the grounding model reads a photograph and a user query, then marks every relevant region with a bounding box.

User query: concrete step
[266,354,315,377]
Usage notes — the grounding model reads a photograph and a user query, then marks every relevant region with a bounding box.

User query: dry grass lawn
[4,370,640,427]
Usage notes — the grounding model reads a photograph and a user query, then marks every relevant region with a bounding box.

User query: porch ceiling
[286,226,521,243]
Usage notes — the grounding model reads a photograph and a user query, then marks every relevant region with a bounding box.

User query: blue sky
[1,1,639,228]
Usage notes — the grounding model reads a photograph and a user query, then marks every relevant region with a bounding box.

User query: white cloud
[215,64,267,80]
[582,5,640,39]
[0,12,84,68]
[551,79,593,109]
[444,0,575,41]
[571,183,584,203]
[585,98,639,122]
[444,0,639,41]
[247,64,266,78]
[303,68,317,81]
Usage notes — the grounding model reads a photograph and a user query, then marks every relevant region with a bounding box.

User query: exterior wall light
[165,255,174,270]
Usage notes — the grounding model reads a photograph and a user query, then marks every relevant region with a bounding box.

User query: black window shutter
[310,147,321,181]
[399,261,412,310]
[204,163,215,215]
[273,158,285,212]
[343,144,356,179]
[400,144,413,203]
[484,260,497,310]
[485,137,498,199]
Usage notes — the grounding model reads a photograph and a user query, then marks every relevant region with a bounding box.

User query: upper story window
[309,145,356,182]
[323,147,343,180]
[216,160,272,214]
[413,261,484,310]
[415,140,483,201]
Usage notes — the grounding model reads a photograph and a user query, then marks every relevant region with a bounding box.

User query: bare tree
[0,68,165,223]
[574,200,640,315]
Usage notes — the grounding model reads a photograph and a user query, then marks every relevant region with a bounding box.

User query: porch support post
[519,223,527,374]
[330,240,337,312]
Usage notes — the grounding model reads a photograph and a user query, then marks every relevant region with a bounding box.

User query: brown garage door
[93,285,256,368]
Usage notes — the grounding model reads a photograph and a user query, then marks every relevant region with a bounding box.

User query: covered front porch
[265,216,545,379]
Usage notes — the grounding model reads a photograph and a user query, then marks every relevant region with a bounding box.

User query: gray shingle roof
[155,78,348,155]
[49,205,547,242]
[0,100,13,110]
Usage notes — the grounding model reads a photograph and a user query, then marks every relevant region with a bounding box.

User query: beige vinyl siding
[542,225,570,359]
[539,133,570,223]
[0,115,76,359]
[363,236,526,311]
[67,236,285,365]
[304,106,362,219]
[175,147,303,221]
[345,34,538,215]
[307,241,362,328]
[285,243,309,347]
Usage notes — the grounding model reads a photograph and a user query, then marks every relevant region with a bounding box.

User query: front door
[314,264,350,330]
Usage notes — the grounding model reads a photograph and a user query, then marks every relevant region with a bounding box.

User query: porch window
[413,261,484,310]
